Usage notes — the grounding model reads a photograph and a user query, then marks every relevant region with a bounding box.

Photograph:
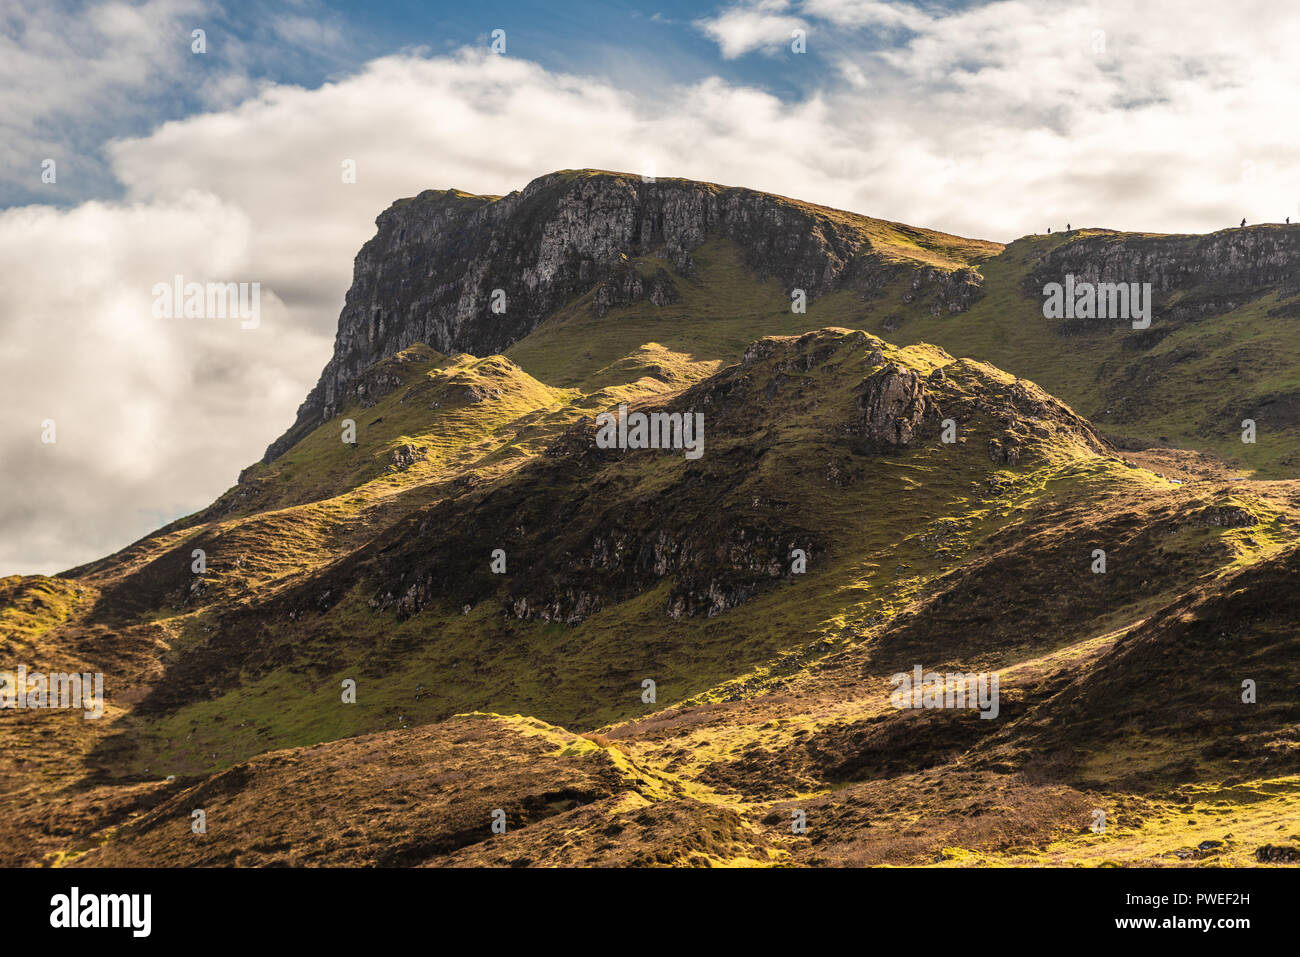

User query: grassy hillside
[2,213,1298,868]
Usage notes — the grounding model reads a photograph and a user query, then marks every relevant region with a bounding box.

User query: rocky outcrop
[1193,504,1258,528]
[389,444,427,471]
[1256,844,1300,863]
[591,264,680,316]
[858,363,937,448]
[906,265,984,316]
[1026,225,1300,325]
[987,436,1021,465]
[263,170,991,463]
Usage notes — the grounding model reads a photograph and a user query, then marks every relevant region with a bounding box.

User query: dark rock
[988,437,1021,465]
[389,444,427,470]
[1255,843,1300,863]
[1027,226,1300,330]
[858,363,936,448]
[1194,505,1258,528]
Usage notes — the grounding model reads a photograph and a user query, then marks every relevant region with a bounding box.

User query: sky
[2,0,1299,575]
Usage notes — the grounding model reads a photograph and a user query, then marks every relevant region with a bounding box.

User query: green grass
[230,346,583,514]
[24,223,1300,817]
[103,328,1276,778]
[0,576,92,656]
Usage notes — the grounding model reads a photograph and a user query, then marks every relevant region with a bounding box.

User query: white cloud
[0,0,210,201]
[5,1,1300,573]
[0,193,320,573]
[695,1,809,58]
[801,0,929,30]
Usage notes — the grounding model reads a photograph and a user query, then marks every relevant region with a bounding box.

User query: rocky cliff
[262,169,996,462]
[1026,224,1300,323]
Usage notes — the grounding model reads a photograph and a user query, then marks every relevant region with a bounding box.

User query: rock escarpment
[1026,225,1300,325]
[263,170,996,462]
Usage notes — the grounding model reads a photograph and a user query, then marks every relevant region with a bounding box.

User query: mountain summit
[265,170,998,461]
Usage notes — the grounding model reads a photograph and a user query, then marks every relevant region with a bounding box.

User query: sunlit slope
[68,711,777,868]
[4,320,1297,867]
[3,192,1298,868]
[64,347,593,622]
[840,228,1300,476]
[67,330,1295,789]
[498,227,1300,477]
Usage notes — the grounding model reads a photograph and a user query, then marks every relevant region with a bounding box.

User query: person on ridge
[1241,217,1247,227]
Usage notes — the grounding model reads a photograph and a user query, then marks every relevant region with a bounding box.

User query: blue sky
[6,0,817,207]
[3,0,961,209]
[3,0,1298,574]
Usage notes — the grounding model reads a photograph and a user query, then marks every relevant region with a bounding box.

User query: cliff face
[262,169,995,462]
[266,169,1300,469]
[1026,225,1300,323]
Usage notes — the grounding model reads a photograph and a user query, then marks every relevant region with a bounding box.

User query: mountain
[2,171,1298,868]
[262,169,998,462]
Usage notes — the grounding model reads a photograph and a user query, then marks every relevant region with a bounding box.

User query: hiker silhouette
[1241,218,1247,227]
